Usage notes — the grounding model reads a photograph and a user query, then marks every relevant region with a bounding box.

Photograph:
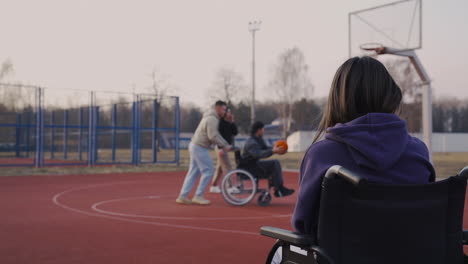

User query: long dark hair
[313,56,402,143]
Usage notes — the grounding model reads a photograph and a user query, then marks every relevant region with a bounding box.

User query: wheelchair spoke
[220,169,258,206]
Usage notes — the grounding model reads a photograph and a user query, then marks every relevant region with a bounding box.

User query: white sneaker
[192,196,211,205]
[209,186,221,193]
[175,196,192,205]
[228,186,241,194]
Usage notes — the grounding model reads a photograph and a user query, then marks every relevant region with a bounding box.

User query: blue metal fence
[0,84,180,168]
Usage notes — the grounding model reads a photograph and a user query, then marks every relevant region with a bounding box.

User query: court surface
[0,171,299,263]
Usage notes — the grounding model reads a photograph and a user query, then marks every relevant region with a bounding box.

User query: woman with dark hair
[292,56,435,236]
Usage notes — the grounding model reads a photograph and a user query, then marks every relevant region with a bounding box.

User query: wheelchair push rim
[221,169,257,206]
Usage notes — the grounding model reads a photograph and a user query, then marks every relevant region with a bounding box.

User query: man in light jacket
[176,100,232,205]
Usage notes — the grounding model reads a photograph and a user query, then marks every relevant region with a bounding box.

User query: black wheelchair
[220,150,275,206]
[261,165,468,264]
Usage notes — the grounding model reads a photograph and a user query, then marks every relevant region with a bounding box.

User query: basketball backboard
[349,0,422,57]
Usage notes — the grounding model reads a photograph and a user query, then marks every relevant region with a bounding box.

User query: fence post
[136,95,141,165]
[131,95,141,166]
[40,88,44,167]
[131,100,136,165]
[88,92,94,167]
[35,88,39,167]
[35,87,44,168]
[25,111,31,158]
[78,107,83,161]
[64,109,69,160]
[112,103,117,162]
[50,111,55,159]
[152,99,158,163]
[15,113,21,158]
[175,96,180,166]
[95,106,99,164]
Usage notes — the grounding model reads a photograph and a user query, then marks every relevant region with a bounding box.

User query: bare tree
[206,67,246,104]
[268,47,313,138]
[0,59,18,111]
[433,96,468,132]
[383,58,422,132]
[0,60,36,112]
[0,59,13,81]
[180,103,203,132]
[383,58,421,103]
[146,68,171,100]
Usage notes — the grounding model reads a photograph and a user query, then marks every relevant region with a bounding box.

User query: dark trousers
[257,159,284,190]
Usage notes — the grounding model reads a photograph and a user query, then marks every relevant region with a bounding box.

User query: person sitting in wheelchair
[264,56,437,264]
[240,121,295,197]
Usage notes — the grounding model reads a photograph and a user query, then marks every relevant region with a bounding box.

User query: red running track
[0,171,298,264]
[1,171,468,263]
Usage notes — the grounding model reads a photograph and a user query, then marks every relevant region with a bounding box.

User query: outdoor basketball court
[1,0,467,263]
[0,171,299,263]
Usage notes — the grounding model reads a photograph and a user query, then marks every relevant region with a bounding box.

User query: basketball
[274,140,288,154]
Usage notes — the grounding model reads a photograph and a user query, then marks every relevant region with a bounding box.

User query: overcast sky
[1,0,467,109]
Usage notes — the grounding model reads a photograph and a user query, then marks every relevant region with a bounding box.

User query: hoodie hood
[325,113,408,171]
[203,108,221,120]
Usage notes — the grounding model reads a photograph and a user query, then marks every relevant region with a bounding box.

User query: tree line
[184,55,468,136]
[179,97,468,135]
[2,52,467,137]
[180,99,322,134]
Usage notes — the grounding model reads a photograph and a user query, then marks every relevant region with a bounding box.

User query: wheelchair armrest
[463,230,468,245]
[260,226,312,246]
[261,226,335,264]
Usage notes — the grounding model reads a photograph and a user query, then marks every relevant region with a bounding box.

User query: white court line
[52,181,286,236]
[91,196,291,221]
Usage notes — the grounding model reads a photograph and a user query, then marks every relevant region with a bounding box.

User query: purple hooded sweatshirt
[292,113,435,235]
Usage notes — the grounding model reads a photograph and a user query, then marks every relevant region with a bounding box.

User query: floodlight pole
[383,47,432,156]
[248,21,261,125]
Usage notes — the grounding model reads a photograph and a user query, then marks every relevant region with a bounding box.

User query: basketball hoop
[349,0,431,155]
[359,43,386,55]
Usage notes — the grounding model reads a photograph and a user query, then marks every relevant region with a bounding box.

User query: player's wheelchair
[261,165,468,264]
[220,149,274,206]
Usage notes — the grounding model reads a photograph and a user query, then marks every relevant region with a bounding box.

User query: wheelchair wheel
[221,169,257,206]
[257,191,271,206]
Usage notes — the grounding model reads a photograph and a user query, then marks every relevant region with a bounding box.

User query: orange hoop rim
[359,43,386,54]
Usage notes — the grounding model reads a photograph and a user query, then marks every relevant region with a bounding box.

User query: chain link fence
[0,83,180,167]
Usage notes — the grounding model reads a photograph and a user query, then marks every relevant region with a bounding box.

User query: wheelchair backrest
[233,149,255,168]
[316,168,468,264]
[234,150,242,167]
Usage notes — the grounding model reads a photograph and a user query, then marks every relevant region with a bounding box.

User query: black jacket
[241,135,273,165]
[218,119,238,145]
